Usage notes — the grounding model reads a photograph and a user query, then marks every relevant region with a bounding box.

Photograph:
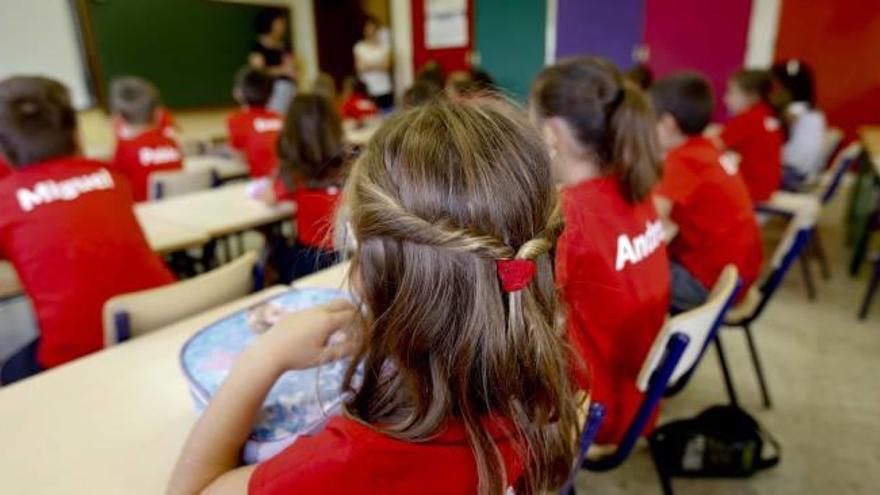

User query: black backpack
[649,404,781,478]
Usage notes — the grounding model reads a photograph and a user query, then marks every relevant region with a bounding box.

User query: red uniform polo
[656,137,763,297]
[227,107,283,178]
[112,127,183,202]
[273,179,340,251]
[249,416,523,494]
[0,157,175,367]
[340,93,378,121]
[557,176,670,444]
[720,102,783,202]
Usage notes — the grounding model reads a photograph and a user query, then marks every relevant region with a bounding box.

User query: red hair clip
[496,259,536,293]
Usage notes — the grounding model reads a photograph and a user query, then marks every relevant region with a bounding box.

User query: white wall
[0,0,92,109]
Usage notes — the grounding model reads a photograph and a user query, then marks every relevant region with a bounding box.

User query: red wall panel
[643,0,753,120]
[775,0,880,139]
[410,0,473,76]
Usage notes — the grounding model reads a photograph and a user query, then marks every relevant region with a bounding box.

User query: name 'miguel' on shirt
[16,169,114,213]
[615,219,665,271]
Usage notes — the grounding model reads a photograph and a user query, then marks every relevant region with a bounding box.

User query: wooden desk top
[0,262,349,495]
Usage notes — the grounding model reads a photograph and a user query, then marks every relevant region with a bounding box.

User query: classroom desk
[136,182,296,239]
[0,262,21,300]
[0,262,350,495]
[343,118,381,146]
[135,210,212,255]
[184,155,249,181]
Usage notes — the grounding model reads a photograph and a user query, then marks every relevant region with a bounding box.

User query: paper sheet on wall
[425,0,468,49]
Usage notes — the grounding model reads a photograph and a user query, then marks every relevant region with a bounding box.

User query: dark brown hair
[402,80,442,108]
[649,71,714,135]
[0,76,77,167]
[341,98,579,494]
[276,93,344,190]
[731,69,773,102]
[234,66,274,107]
[531,56,661,203]
[110,76,160,125]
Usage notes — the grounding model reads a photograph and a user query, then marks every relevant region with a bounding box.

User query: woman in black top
[249,8,297,114]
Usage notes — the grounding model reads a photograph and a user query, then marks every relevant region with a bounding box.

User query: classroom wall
[0,0,92,109]
[774,0,880,139]
[410,0,474,75]
[554,0,644,70]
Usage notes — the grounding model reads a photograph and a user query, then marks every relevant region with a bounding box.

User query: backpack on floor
[180,287,356,464]
[649,404,781,478]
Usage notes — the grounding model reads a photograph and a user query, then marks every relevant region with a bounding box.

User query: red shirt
[274,178,340,250]
[656,137,763,296]
[249,416,523,495]
[557,176,670,444]
[720,102,783,202]
[113,107,177,140]
[340,93,378,121]
[0,157,175,367]
[112,127,183,202]
[227,107,283,178]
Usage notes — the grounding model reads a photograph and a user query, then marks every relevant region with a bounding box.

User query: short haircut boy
[649,72,714,135]
[110,76,159,126]
[235,66,274,107]
[731,69,772,101]
[0,76,77,167]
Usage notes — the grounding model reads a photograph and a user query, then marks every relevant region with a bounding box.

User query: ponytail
[531,56,661,203]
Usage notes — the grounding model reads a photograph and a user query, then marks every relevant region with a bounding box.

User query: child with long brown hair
[531,56,670,445]
[170,97,580,494]
[265,93,347,281]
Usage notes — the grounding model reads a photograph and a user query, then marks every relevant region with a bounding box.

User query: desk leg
[850,188,879,277]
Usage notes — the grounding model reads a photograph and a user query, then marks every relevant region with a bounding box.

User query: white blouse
[783,102,828,176]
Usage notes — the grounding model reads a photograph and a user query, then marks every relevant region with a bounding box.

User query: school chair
[559,402,606,495]
[102,251,263,346]
[804,127,844,187]
[761,143,862,294]
[578,267,741,495]
[148,168,218,201]
[722,198,819,409]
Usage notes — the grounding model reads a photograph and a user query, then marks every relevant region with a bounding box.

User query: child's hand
[250,299,358,373]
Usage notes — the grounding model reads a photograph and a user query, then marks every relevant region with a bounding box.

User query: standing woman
[771,59,828,190]
[353,16,393,110]
[250,8,297,115]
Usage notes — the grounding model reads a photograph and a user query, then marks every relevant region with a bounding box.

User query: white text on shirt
[615,220,665,271]
[16,169,114,213]
[138,146,181,166]
[253,117,282,133]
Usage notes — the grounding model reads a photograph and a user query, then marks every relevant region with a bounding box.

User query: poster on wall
[425,0,468,49]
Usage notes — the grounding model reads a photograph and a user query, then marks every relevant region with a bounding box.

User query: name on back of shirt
[254,117,282,133]
[615,220,665,271]
[138,146,181,166]
[16,169,114,213]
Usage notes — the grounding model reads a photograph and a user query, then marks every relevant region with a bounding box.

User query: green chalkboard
[474,0,546,102]
[85,0,268,108]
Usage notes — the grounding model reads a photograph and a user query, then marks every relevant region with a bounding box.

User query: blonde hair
[340,97,579,494]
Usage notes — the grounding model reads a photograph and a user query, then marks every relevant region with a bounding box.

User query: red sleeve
[249,423,362,495]
[720,114,751,148]
[227,114,247,150]
[655,157,697,207]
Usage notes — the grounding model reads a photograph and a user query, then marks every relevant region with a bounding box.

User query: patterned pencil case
[180,287,354,464]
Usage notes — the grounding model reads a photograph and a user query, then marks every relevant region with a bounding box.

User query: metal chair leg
[714,335,740,407]
[799,256,817,300]
[858,260,880,320]
[648,436,675,495]
[743,323,773,409]
[811,231,831,280]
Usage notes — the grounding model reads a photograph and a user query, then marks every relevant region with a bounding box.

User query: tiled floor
[576,194,880,494]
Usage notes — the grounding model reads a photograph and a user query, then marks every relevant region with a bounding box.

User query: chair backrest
[102,251,259,346]
[636,265,741,393]
[148,168,216,200]
[821,127,844,167]
[820,142,861,204]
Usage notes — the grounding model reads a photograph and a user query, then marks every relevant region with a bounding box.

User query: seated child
[112,94,175,140]
[650,72,764,311]
[267,93,347,281]
[110,77,183,202]
[711,69,783,203]
[339,77,378,122]
[169,97,580,495]
[228,66,284,178]
[0,76,175,383]
[401,79,443,108]
[531,57,670,444]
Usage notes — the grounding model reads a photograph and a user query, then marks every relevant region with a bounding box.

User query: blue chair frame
[721,227,813,408]
[559,402,606,495]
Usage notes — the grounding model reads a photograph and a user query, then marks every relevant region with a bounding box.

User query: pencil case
[180,287,355,463]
